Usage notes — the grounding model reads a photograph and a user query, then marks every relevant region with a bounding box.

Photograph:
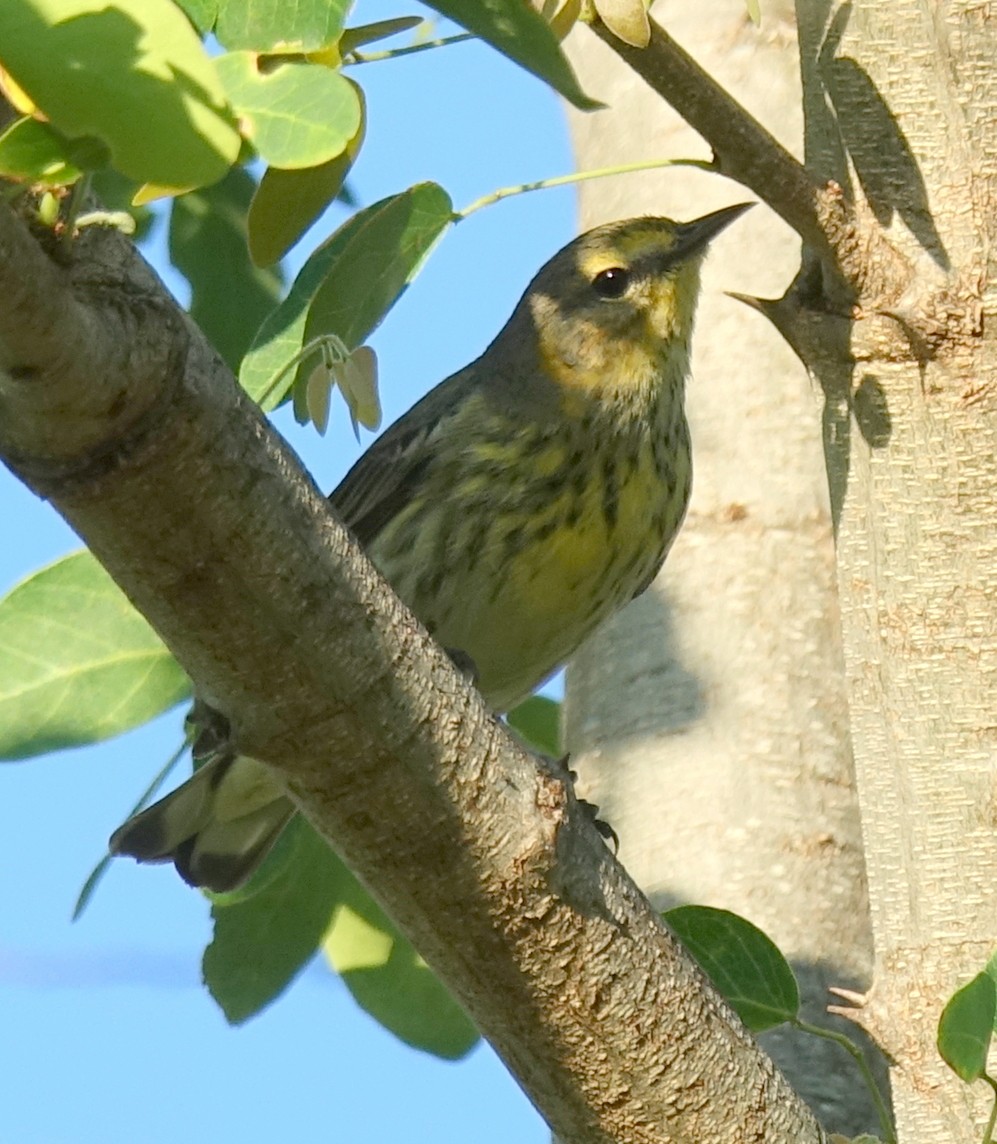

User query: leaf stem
[456,157,717,221]
[794,1018,896,1144]
[252,333,350,412]
[982,1074,997,1144]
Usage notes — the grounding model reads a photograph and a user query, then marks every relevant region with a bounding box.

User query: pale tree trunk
[794,2,997,1140]
[565,0,997,1141]
[564,2,876,1138]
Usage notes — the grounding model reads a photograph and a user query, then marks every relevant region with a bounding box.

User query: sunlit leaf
[547,0,582,41]
[214,52,362,170]
[174,0,218,33]
[204,819,341,1023]
[0,552,190,760]
[215,0,351,51]
[592,0,650,47]
[205,815,479,1058]
[0,0,239,188]
[323,853,478,1058]
[937,972,996,1082]
[248,82,366,266]
[0,116,86,185]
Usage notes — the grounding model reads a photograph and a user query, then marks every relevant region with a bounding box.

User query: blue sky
[0,5,584,1141]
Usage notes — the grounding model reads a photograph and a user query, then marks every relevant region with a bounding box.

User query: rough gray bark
[563,4,880,1136]
[0,198,826,1143]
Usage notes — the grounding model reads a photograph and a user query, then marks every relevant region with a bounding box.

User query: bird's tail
[109,752,294,893]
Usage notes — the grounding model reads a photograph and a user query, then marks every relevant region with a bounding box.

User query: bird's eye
[592,267,630,299]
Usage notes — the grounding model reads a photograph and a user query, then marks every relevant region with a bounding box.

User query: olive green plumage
[110,203,750,891]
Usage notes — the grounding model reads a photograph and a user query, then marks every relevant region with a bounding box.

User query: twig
[457,157,715,220]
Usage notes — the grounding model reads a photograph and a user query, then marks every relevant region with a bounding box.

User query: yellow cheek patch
[643,265,700,343]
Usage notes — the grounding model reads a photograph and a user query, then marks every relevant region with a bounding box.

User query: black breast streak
[650,431,674,490]
[601,452,619,531]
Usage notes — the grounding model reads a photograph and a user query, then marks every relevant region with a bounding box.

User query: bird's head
[511,203,752,406]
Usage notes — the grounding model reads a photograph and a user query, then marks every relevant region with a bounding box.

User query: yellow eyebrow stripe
[577,228,679,279]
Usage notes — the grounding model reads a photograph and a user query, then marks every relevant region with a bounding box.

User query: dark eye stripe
[592,267,630,299]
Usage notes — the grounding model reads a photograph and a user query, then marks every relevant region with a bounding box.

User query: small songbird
[110,202,751,892]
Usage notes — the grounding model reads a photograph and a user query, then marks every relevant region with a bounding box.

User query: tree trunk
[794,2,997,1140]
[563,3,882,1136]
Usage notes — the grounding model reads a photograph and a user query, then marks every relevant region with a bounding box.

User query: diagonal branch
[589,15,836,263]
[0,199,826,1144]
[590,16,917,306]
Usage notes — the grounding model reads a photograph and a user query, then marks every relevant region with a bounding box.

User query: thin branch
[456,157,714,219]
[589,16,833,263]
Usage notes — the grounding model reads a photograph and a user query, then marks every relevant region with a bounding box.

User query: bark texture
[796,3,997,1140]
[564,3,881,1135]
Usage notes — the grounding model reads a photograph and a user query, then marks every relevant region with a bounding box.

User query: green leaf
[215,0,351,51]
[169,166,284,371]
[422,0,600,110]
[204,818,342,1023]
[937,972,996,1082]
[214,52,361,170]
[205,816,479,1057]
[0,0,240,189]
[664,905,800,1032]
[507,695,561,756]
[323,855,479,1059]
[0,551,190,760]
[240,182,453,410]
[174,0,218,33]
[0,116,85,185]
[745,0,761,26]
[248,81,365,266]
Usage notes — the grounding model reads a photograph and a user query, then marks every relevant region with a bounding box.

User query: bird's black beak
[673,202,754,261]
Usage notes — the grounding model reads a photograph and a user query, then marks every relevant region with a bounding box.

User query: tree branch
[0,200,826,1144]
[589,16,829,254]
[588,16,915,307]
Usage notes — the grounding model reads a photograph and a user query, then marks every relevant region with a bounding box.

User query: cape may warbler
[110,202,751,891]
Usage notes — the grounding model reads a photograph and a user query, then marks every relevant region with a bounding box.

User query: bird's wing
[328,368,473,549]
